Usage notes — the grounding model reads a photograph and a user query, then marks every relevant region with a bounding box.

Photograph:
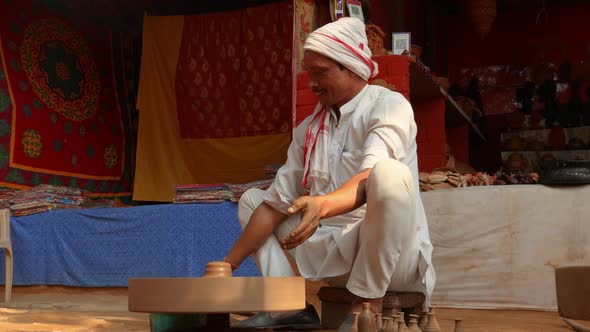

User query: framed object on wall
[346,0,364,22]
[330,0,345,21]
[392,32,411,55]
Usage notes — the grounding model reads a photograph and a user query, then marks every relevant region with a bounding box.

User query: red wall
[413,98,447,171]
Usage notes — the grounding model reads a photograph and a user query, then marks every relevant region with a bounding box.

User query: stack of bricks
[295,55,447,172]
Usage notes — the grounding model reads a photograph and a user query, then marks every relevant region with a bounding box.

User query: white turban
[303,17,378,81]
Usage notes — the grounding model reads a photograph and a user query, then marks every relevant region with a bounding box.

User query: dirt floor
[0,283,587,332]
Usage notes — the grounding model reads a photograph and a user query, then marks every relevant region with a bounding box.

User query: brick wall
[412,98,447,171]
[295,55,448,172]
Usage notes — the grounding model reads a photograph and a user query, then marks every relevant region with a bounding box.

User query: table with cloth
[0,203,259,286]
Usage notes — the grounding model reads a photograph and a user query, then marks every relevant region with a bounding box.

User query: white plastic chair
[0,209,12,302]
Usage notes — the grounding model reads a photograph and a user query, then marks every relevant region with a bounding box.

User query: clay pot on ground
[357,302,374,332]
[423,309,441,332]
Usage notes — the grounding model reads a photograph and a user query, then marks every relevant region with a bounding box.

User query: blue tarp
[0,203,260,286]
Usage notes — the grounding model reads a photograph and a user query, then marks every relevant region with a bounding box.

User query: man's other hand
[281,196,322,250]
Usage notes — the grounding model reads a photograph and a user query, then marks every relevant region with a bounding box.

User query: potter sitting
[225,17,435,330]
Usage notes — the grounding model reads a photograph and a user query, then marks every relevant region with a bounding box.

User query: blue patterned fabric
[0,203,260,286]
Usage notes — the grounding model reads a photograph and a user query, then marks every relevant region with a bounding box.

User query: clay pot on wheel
[203,261,232,278]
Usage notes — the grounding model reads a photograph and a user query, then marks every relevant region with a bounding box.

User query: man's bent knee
[237,188,265,229]
[367,159,414,202]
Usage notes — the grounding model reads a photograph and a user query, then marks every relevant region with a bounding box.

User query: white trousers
[238,159,424,299]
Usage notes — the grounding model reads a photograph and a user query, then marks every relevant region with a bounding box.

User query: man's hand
[279,169,371,250]
[280,196,322,250]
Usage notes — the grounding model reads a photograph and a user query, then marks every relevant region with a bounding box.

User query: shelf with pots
[500,125,590,172]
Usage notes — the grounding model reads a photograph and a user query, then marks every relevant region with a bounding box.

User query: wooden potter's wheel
[128,275,306,313]
[128,262,306,331]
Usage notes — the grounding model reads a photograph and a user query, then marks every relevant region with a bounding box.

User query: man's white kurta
[259,84,434,303]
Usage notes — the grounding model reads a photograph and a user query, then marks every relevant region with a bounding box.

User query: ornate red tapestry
[0,1,138,196]
[175,1,293,138]
[1,2,123,178]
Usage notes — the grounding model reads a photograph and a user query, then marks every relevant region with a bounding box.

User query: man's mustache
[312,87,325,94]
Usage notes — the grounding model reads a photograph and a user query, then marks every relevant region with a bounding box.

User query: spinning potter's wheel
[128,262,306,331]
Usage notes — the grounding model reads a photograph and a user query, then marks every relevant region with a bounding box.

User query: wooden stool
[317,286,425,329]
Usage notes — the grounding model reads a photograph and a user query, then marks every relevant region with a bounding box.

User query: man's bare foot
[350,296,384,313]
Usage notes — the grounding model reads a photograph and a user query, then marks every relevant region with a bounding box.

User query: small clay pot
[203,261,232,278]
[505,152,528,171]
